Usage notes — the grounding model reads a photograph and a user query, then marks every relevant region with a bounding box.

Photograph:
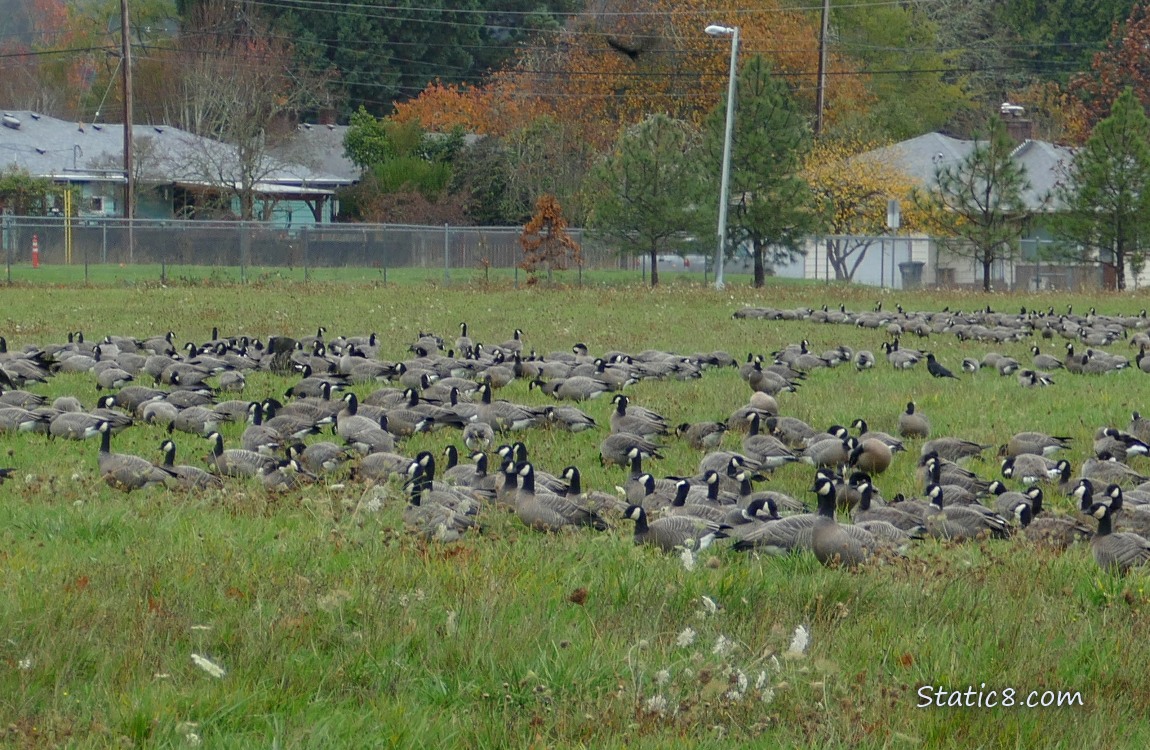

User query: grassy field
[0,261,764,288]
[3,279,1150,748]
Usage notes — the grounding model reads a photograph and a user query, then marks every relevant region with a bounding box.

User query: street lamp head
[705,24,736,36]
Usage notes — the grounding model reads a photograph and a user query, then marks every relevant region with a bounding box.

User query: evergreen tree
[586,114,708,287]
[916,117,1032,291]
[1054,88,1150,290]
[705,55,820,288]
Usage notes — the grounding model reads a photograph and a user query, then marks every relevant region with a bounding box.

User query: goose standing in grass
[48,410,105,439]
[882,341,920,370]
[1093,427,1150,461]
[850,478,922,531]
[849,438,893,475]
[600,433,663,467]
[897,402,930,438]
[740,413,798,470]
[546,375,612,402]
[543,404,598,433]
[404,477,479,542]
[351,450,414,483]
[849,419,905,453]
[206,431,279,479]
[97,422,175,492]
[241,402,285,456]
[1,406,51,434]
[920,436,989,463]
[609,394,669,439]
[666,482,749,527]
[810,474,877,568]
[1030,345,1063,370]
[474,383,545,433]
[730,501,818,555]
[1001,455,1068,485]
[1082,453,1149,488]
[1128,411,1150,444]
[288,441,354,476]
[462,420,495,452]
[988,482,1044,517]
[159,439,223,490]
[921,455,991,498]
[627,471,681,510]
[336,394,397,454]
[514,462,607,532]
[1088,502,1150,574]
[801,436,854,471]
[1005,431,1072,457]
[924,486,1011,541]
[559,466,619,514]
[676,420,728,451]
[624,504,727,552]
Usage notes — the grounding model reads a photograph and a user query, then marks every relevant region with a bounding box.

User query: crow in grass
[926,353,959,379]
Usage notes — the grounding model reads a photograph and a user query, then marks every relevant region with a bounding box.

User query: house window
[89,196,104,213]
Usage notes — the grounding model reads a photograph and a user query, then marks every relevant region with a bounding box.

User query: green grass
[0,261,764,288]
[3,280,1150,747]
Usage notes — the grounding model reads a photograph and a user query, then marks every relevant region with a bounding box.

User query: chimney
[999,102,1033,144]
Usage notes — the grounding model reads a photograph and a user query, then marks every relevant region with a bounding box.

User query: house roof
[0,110,353,189]
[279,123,358,183]
[860,130,1076,212]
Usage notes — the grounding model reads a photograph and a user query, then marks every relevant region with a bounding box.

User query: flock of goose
[2,301,1150,575]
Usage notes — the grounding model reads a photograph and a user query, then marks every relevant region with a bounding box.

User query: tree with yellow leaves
[804,139,925,282]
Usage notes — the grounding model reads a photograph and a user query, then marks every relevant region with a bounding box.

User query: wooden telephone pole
[121,0,134,260]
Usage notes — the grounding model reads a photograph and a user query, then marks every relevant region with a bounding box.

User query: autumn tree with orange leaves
[1070,2,1150,130]
[395,0,869,151]
[519,194,582,283]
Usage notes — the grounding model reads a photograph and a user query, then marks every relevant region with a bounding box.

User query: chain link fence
[1,215,1115,289]
[0,215,637,283]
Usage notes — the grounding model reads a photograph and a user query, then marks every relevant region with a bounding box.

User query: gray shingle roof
[278,123,358,183]
[0,110,352,187]
[860,131,1076,212]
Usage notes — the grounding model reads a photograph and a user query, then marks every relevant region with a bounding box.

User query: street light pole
[706,24,739,290]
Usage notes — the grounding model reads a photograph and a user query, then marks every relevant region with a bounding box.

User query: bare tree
[156,1,334,220]
[87,135,163,215]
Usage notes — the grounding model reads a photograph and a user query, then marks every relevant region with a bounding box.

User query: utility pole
[120,0,134,261]
[815,0,830,136]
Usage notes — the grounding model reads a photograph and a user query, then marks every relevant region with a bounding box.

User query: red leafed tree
[1070,2,1150,128]
[519,194,582,284]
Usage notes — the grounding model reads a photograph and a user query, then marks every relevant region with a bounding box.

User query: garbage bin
[899,261,925,289]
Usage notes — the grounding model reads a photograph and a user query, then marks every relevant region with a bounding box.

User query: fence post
[239,222,248,283]
[301,226,310,282]
[303,228,310,282]
[102,221,108,263]
[443,223,450,284]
